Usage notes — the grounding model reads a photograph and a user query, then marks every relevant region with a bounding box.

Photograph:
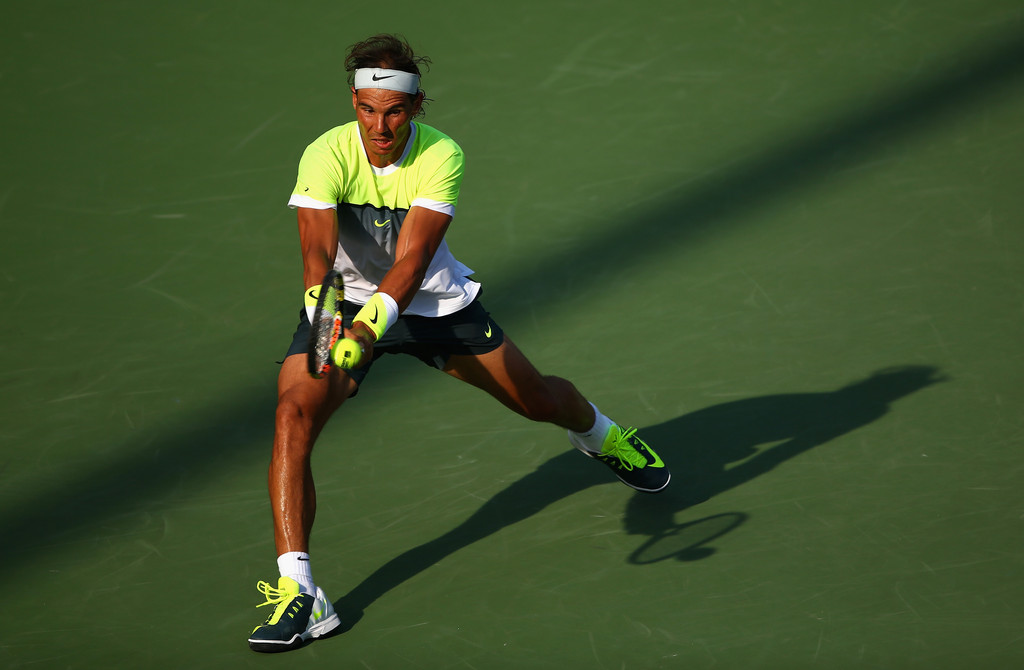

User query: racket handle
[332,338,363,370]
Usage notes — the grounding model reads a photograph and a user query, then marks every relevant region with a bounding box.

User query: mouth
[369,136,394,151]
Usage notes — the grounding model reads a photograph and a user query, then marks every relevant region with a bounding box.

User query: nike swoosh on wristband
[372,74,396,81]
[368,306,379,324]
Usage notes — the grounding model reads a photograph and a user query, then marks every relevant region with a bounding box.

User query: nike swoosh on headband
[353,68,420,94]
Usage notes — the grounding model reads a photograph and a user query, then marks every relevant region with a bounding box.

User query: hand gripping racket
[306,269,363,377]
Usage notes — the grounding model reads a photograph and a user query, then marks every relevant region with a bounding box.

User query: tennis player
[248,34,670,652]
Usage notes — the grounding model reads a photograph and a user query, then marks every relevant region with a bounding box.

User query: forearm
[349,206,450,343]
[373,206,450,313]
[302,249,335,290]
[297,208,339,289]
[347,254,425,345]
[376,253,430,313]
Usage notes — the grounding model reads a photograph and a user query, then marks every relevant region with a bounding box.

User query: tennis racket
[306,269,344,378]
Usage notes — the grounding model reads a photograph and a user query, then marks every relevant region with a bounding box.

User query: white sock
[277,551,315,594]
[569,402,615,454]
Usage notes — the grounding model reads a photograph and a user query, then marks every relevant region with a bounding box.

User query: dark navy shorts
[283,297,505,387]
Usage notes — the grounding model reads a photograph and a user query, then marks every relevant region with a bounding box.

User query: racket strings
[308,273,345,378]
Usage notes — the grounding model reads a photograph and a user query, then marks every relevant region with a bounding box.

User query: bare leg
[443,337,595,433]
[270,354,358,555]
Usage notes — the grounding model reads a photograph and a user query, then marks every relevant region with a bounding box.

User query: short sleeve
[288,136,344,209]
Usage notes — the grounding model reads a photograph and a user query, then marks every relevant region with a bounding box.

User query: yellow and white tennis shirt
[287,122,480,317]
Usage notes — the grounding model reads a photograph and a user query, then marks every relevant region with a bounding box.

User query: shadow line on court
[486,27,1024,308]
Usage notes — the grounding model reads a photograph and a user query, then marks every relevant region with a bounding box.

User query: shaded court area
[1,1,1022,668]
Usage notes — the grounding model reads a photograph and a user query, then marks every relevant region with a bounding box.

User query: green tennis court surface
[2,1,1022,668]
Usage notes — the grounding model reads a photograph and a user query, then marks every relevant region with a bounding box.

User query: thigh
[442,337,552,414]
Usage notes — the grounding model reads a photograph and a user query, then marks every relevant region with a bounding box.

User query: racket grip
[332,338,363,370]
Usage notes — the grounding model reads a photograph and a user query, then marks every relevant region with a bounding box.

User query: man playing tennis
[248,33,670,652]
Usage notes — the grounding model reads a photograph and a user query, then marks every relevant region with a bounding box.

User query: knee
[519,394,560,424]
[516,375,571,425]
[276,395,312,428]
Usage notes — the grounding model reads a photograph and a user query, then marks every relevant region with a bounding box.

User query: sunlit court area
[1,1,1022,668]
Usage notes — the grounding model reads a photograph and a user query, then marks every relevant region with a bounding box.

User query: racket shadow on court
[329,365,944,634]
[621,365,945,565]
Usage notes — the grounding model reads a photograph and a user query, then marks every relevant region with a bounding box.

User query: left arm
[379,205,452,313]
[345,205,451,345]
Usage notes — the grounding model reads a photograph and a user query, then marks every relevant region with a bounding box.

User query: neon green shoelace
[255,580,290,608]
[603,427,647,470]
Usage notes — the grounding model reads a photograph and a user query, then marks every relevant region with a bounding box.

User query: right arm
[297,207,338,290]
[296,205,376,365]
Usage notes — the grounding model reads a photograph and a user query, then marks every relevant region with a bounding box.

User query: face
[351,87,423,168]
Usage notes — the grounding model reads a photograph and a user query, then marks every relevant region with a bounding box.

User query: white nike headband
[353,68,421,94]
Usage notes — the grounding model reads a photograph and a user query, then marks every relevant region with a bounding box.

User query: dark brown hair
[345,33,430,81]
[345,34,431,117]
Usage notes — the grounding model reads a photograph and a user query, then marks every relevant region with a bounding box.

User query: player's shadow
[331,364,943,632]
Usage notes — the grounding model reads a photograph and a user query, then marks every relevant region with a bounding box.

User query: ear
[411,91,424,115]
[351,87,358,109]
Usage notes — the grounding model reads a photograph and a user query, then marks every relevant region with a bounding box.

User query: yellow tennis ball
[332,338,363,369]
